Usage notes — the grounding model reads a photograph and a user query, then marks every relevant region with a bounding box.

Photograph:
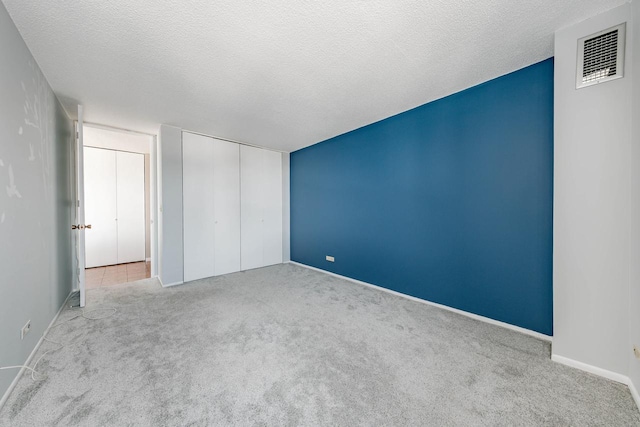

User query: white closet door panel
[183,133,215,282]
[116,151,146,264]
[240,145,265,270]
[262,150,283,266]
[213,139,241,275]
[84,147,118,268]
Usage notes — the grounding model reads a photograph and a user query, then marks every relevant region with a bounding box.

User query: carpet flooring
[1,263,638,426]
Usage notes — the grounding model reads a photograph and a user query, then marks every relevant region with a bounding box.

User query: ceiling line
[181,128,289,154]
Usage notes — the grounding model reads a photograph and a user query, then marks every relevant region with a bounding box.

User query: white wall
[158,125,184,286]
[144,154,151,259]
[553,2,635,381]
[629,0,640,404]
[83,125,152,153]
[0,1,74,403]
[151,136,158,277]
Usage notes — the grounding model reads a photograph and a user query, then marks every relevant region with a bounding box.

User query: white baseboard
[629,378,640,412]
[551,354,629,384]
[551,354,639,410]
[0,290,74,411]
[288,261,552,342]
[157,276,183,288]
[162,281,183,288]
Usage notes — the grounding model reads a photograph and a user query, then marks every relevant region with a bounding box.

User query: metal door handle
[71,224,92,230]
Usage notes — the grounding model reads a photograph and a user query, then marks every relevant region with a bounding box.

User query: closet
[240,145,283,271]
[84,147,146,268]
[182,132,282,282]
[183,133,241,282]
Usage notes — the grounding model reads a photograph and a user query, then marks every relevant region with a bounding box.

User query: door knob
[71,224,92,230]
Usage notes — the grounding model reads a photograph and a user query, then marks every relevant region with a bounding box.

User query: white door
[116,151,146,264]
[240,145,283,270]
[240,145,264,270]
[75,105,87,307]
[183,132,215,282]
[84,148,145,267]
[212,139,241,275]
[84,147,118,268]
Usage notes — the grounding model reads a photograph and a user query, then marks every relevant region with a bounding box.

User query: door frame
[73,121,159,294]
[74,106,86,307]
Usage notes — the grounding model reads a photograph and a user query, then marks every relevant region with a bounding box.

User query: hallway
[85,261,151,288]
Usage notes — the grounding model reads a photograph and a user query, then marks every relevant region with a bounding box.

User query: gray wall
[158,125,183,285]
[0,2,74,401]
[553,3,634,378]
[629,0,640,402]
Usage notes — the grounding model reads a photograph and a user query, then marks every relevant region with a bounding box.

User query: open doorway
[81,124,155,288]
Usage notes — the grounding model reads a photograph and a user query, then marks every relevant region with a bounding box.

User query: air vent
[576,23,626,89]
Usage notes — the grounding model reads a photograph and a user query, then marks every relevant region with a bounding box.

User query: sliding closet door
[183,133,215,282]
[212,139,241,275]
[240,145,283,270]
[241,145,264,270]
[261,150,283,266]
[116,151,146,264]
[84,147,118,268]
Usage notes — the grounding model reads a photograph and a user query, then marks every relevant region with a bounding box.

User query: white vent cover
[576,23,626,89]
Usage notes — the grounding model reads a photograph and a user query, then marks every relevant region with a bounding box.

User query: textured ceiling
[2,0,626,152]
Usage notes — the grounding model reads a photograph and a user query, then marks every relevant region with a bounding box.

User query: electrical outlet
[634,345,640,359]
[21,320,31,340]
[326,255,335,262]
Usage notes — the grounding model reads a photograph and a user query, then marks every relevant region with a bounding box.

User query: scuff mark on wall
[6,164,22,198]
[21,63,52,195]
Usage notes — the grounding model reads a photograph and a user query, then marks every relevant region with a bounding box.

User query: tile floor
[85,261,151,288]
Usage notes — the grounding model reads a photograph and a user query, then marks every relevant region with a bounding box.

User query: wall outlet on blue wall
[326,256,335,262]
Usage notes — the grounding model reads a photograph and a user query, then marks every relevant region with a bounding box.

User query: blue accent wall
[290,58,554,335]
